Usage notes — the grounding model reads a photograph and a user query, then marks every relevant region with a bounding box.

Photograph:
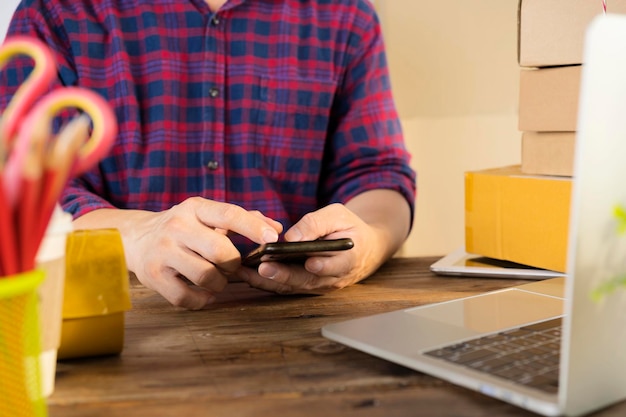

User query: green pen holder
[0,269,47,417]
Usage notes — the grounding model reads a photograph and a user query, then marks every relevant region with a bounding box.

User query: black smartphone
[241,238,354,268]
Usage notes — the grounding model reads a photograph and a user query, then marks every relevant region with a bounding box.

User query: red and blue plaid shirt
[1,0,416,252]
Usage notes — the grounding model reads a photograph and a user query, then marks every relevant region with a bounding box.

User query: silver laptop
[322,14,626,417]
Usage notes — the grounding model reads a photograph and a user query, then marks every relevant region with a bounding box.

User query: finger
[168,249,229,294]
[143,267,217,310]
[195,200,281,244]
[238,266,295,295]
[134,227,227,307]
[248,210,284,233]
[303,252,353,277]
[285,203,353,242]
[256,262,345,293]
[153,207,243,273]
[221,211,284,249]
[182,228,242,274]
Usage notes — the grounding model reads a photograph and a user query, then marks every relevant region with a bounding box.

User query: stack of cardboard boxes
[464,0,626,273]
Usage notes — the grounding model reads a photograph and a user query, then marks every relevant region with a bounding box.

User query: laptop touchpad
[405,289,564,334]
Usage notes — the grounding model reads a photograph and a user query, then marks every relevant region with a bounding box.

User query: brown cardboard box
[521,131,576,177]
[465,165,571,273]
[518,66,581,132]
[518,0,626,67]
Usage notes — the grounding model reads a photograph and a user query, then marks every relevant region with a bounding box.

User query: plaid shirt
[1,0,416,252]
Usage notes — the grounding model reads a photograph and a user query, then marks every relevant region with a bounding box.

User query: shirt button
[211,15,220,26]
[206,160,219,170]
[209,87,220,98]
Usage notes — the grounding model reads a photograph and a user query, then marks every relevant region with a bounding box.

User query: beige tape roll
[58,229,131,360]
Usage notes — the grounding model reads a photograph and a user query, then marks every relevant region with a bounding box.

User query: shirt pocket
[254,75,337,180]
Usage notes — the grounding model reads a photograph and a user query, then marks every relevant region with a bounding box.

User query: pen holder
[58,229,131,360]
[0,269,47,417]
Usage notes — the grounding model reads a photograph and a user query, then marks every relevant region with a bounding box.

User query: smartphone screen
[241,238,354,268]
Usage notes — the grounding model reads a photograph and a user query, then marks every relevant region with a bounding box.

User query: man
[1,0,416,309]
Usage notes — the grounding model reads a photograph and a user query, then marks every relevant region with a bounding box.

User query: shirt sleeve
[0,2,116,219]
[319,2,417,222]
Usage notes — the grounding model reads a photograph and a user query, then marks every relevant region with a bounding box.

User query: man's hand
[238,189,411,295]
[73,197,282,309]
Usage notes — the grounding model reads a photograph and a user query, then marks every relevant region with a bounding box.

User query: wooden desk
[48,257,626,417]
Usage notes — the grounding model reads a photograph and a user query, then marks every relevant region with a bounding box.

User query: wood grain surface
[47,257,626,417]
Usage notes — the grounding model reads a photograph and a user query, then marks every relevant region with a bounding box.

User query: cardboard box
[465,165,571,273]
[518,0,626,67]
[518,66,581,132]
[521,131,576,177]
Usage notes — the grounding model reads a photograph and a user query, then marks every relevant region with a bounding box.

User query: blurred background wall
[375,1,522,257]
[1,0,20,42]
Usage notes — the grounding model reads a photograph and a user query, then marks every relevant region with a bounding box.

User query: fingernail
[263,228,278,243]
[260,264,278,280]
[308,259,323,273]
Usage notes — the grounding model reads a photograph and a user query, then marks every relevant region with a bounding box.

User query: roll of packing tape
[58,229,131,360]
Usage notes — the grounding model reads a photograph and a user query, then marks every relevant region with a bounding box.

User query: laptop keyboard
[424,317,562,394]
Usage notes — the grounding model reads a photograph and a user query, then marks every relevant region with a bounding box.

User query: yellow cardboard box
[465,165,571,272]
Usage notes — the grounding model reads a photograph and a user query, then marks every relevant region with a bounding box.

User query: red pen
[35,115,90,249]
[16,117,47,271]
[0,170,19,276]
